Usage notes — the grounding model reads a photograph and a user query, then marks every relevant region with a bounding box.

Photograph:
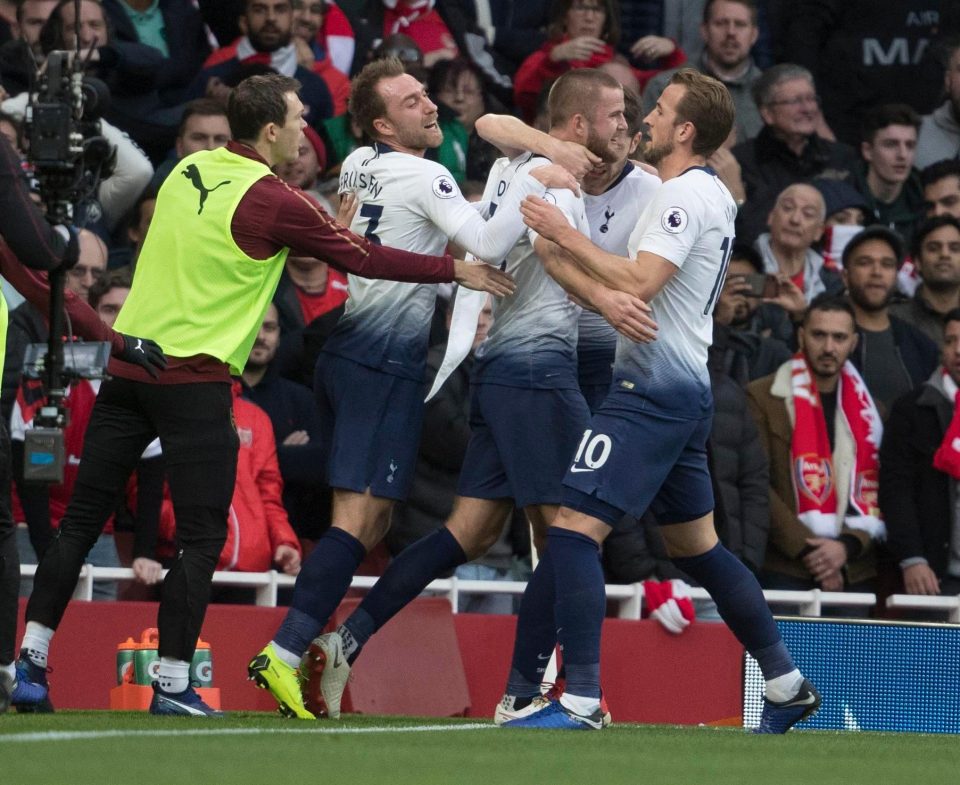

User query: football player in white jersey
[300,70,658,717]
[250,56,577,719]
[508,69,820,732]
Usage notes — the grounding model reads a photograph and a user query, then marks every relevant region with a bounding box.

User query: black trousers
[0,420,19,665]
[26,377,238,661]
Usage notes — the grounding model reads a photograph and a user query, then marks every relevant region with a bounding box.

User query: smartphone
[744,273,778,299]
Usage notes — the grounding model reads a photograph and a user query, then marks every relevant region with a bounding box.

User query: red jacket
[158,383,301,571]
[512,37,686,122]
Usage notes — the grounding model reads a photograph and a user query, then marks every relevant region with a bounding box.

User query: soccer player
[507,68,820,732]
[14,73,512,718]
[295,68,658,721]
[248,57,578,720]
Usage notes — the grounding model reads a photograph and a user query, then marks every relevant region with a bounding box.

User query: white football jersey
[580,162,662,351]
[326,144,541,380]
[615,166,737,409]
[475,153,590,389]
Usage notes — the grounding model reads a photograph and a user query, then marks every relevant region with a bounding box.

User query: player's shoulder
[658,167,735,216]
[512,152,550,175]
[341,145,375,170]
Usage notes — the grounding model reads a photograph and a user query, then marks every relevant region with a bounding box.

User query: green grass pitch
[2,712,958,785]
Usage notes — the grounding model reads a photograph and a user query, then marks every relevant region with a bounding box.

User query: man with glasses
[732,63,860,244]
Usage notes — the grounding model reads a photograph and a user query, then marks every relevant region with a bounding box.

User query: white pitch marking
[0,723,494,744]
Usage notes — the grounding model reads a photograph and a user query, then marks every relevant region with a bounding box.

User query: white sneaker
[300,632,350,719]
[493,693,554,725]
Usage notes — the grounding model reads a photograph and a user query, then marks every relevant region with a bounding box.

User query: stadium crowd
[0,0,959,671]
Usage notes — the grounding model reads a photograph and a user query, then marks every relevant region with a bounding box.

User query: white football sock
[157,657,190,693]
[765,669,804,703]
[270,641,302,669]
[559,693,601,717]
[1,661,14,681]
[21,622,55,667]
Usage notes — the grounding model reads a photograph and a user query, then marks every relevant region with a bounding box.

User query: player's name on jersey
[339,170,384,199]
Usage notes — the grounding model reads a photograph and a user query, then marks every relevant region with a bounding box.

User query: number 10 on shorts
[572,429,612,471]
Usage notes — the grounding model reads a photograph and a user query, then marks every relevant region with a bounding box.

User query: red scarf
[789,354,884,539]
[933,368,960,478]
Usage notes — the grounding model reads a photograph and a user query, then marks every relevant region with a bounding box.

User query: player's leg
[0,420,18,713]
[336,495,511,669]
[660,515,820,732]
[148,381,236,717]
[20,379,154,706]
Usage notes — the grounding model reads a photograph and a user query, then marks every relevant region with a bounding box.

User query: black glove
[117,334,167,378]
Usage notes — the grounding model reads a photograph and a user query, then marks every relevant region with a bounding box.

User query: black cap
[813,178,869,219]
[841,225,905,269]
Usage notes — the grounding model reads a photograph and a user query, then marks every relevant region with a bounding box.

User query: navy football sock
[506,547,557,699]
[672,542,796,679]
[273,527,366,656]
[341,527,467,664]
[548,528,604,699]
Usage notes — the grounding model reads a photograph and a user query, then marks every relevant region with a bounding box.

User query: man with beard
[916,37,960,171]
[287,68,656,723]
[747,297,884,606]
[190,0,334,129]
[842,226,938,416]
[512,68,818,732]
[248,57,581,720]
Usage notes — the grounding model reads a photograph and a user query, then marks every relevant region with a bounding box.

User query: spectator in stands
[42,0,186,163]
[2,230,108,422]
[842,226,938,416]
[189,0,334,129]
[512,0,685,123]
[15,0,55,56]
[290,0,350,115]
[852,104,924,248]
[272,254,347,386]
[891,216,960,347]
[150,98,233,189]
[710,243,793,387]
[755,183,843,307]
[732,64,859,244]
[0,1,57,95]
[780,1,950,146]
[382,0,460,68]
[241,303,327,545]
[815,178,869,271]
[121,187,157,270]
[102,0,211,105]
[643,0,762,143]
[916,36,960,171]
[880,308,960,598]
[430,57,500,182]
[747,296,884,607]
[921,159,960,220]
[274,127,335,212]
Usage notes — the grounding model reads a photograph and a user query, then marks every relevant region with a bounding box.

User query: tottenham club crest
[660,206,688,234]
[432,175,457,199]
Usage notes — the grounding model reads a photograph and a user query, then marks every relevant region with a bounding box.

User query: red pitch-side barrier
[15,597,744,724]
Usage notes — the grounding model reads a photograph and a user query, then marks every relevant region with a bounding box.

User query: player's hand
[282,430,310,446]
[763,274,807,320]
[903,562,941,595]
[803,537,847,582]
[530,164,581,196]
[630,35,676,62]
[550,36,607,63]
[117,334,167,378]
[132,557,163,585]
[275,544,302,575]
[337,192,359,227]
[597,290,657,343]
[453,259,516,296]
[547,139,601,180]
[520,195,572,244]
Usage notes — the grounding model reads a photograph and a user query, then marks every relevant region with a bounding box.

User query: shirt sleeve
[633,178,704,269]
[233,177,455,284]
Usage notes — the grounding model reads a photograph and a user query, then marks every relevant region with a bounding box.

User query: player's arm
[535,237,658,343]
[474,114,600,179]
[521,195,677,300]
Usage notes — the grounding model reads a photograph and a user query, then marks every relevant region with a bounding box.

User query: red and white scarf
[933,368,960,478]
[790,354,885,539]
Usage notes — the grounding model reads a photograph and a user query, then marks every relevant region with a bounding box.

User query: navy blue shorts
[457,383,591,509]
[561,387,714,526]
[315,353,425,500]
